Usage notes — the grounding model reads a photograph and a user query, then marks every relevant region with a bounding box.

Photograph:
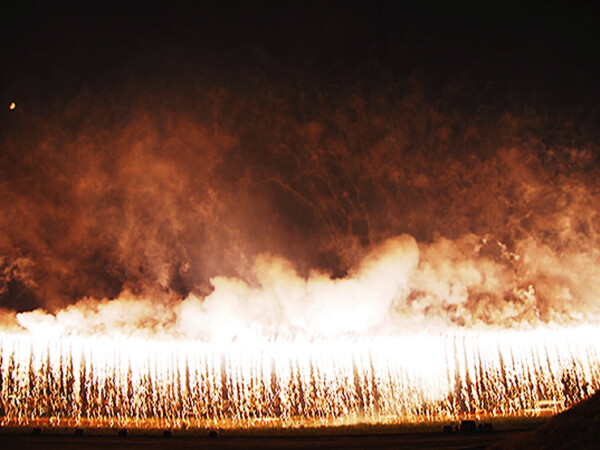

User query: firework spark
[1,16,600,429]
[1,327,599,428]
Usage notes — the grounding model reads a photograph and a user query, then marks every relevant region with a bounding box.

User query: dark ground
[492,390,600,450]
[0,428,530,450]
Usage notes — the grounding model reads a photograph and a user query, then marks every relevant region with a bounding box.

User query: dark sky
[2,1,599,112]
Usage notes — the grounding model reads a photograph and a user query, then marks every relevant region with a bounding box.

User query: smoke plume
[1,82,599,339]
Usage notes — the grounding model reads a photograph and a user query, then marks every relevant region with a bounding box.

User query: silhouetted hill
[493,391,600,450]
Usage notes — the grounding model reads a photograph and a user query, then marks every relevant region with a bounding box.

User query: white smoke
[10,230,600,341]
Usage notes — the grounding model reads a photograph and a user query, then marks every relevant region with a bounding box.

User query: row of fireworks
[0,328,598,427]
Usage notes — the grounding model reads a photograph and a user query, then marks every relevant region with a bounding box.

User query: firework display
[1,328,598,428]
[2,3,600,438]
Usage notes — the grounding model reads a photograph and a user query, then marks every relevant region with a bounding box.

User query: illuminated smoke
[1,83,599,425]
[0,86,598,326]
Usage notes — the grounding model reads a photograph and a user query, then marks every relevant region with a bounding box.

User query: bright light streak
[1,326,598,429]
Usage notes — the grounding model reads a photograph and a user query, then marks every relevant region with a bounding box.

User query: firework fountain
[2,234,600,428]
[1,325,599,428]
[1,85,600,429]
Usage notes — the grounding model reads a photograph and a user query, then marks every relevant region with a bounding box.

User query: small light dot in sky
[9,102,16,110]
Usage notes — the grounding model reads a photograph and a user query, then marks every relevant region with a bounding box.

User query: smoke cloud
[1,82,599,339]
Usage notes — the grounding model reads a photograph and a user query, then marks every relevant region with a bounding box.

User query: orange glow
[8,102,16,110]
[0,327,599,428]
[2,235,598,428]
[1,86,599,430]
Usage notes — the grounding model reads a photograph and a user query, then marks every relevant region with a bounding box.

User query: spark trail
[1,327,599,428]
[2,82,600,430]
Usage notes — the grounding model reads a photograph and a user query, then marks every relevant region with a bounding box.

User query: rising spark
[1,327,599,429]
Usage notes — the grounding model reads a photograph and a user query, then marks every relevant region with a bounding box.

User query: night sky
[2,1,599,112]
[1,1,600,320]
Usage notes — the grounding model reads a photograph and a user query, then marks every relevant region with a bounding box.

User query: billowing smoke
[1,82,599,338]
